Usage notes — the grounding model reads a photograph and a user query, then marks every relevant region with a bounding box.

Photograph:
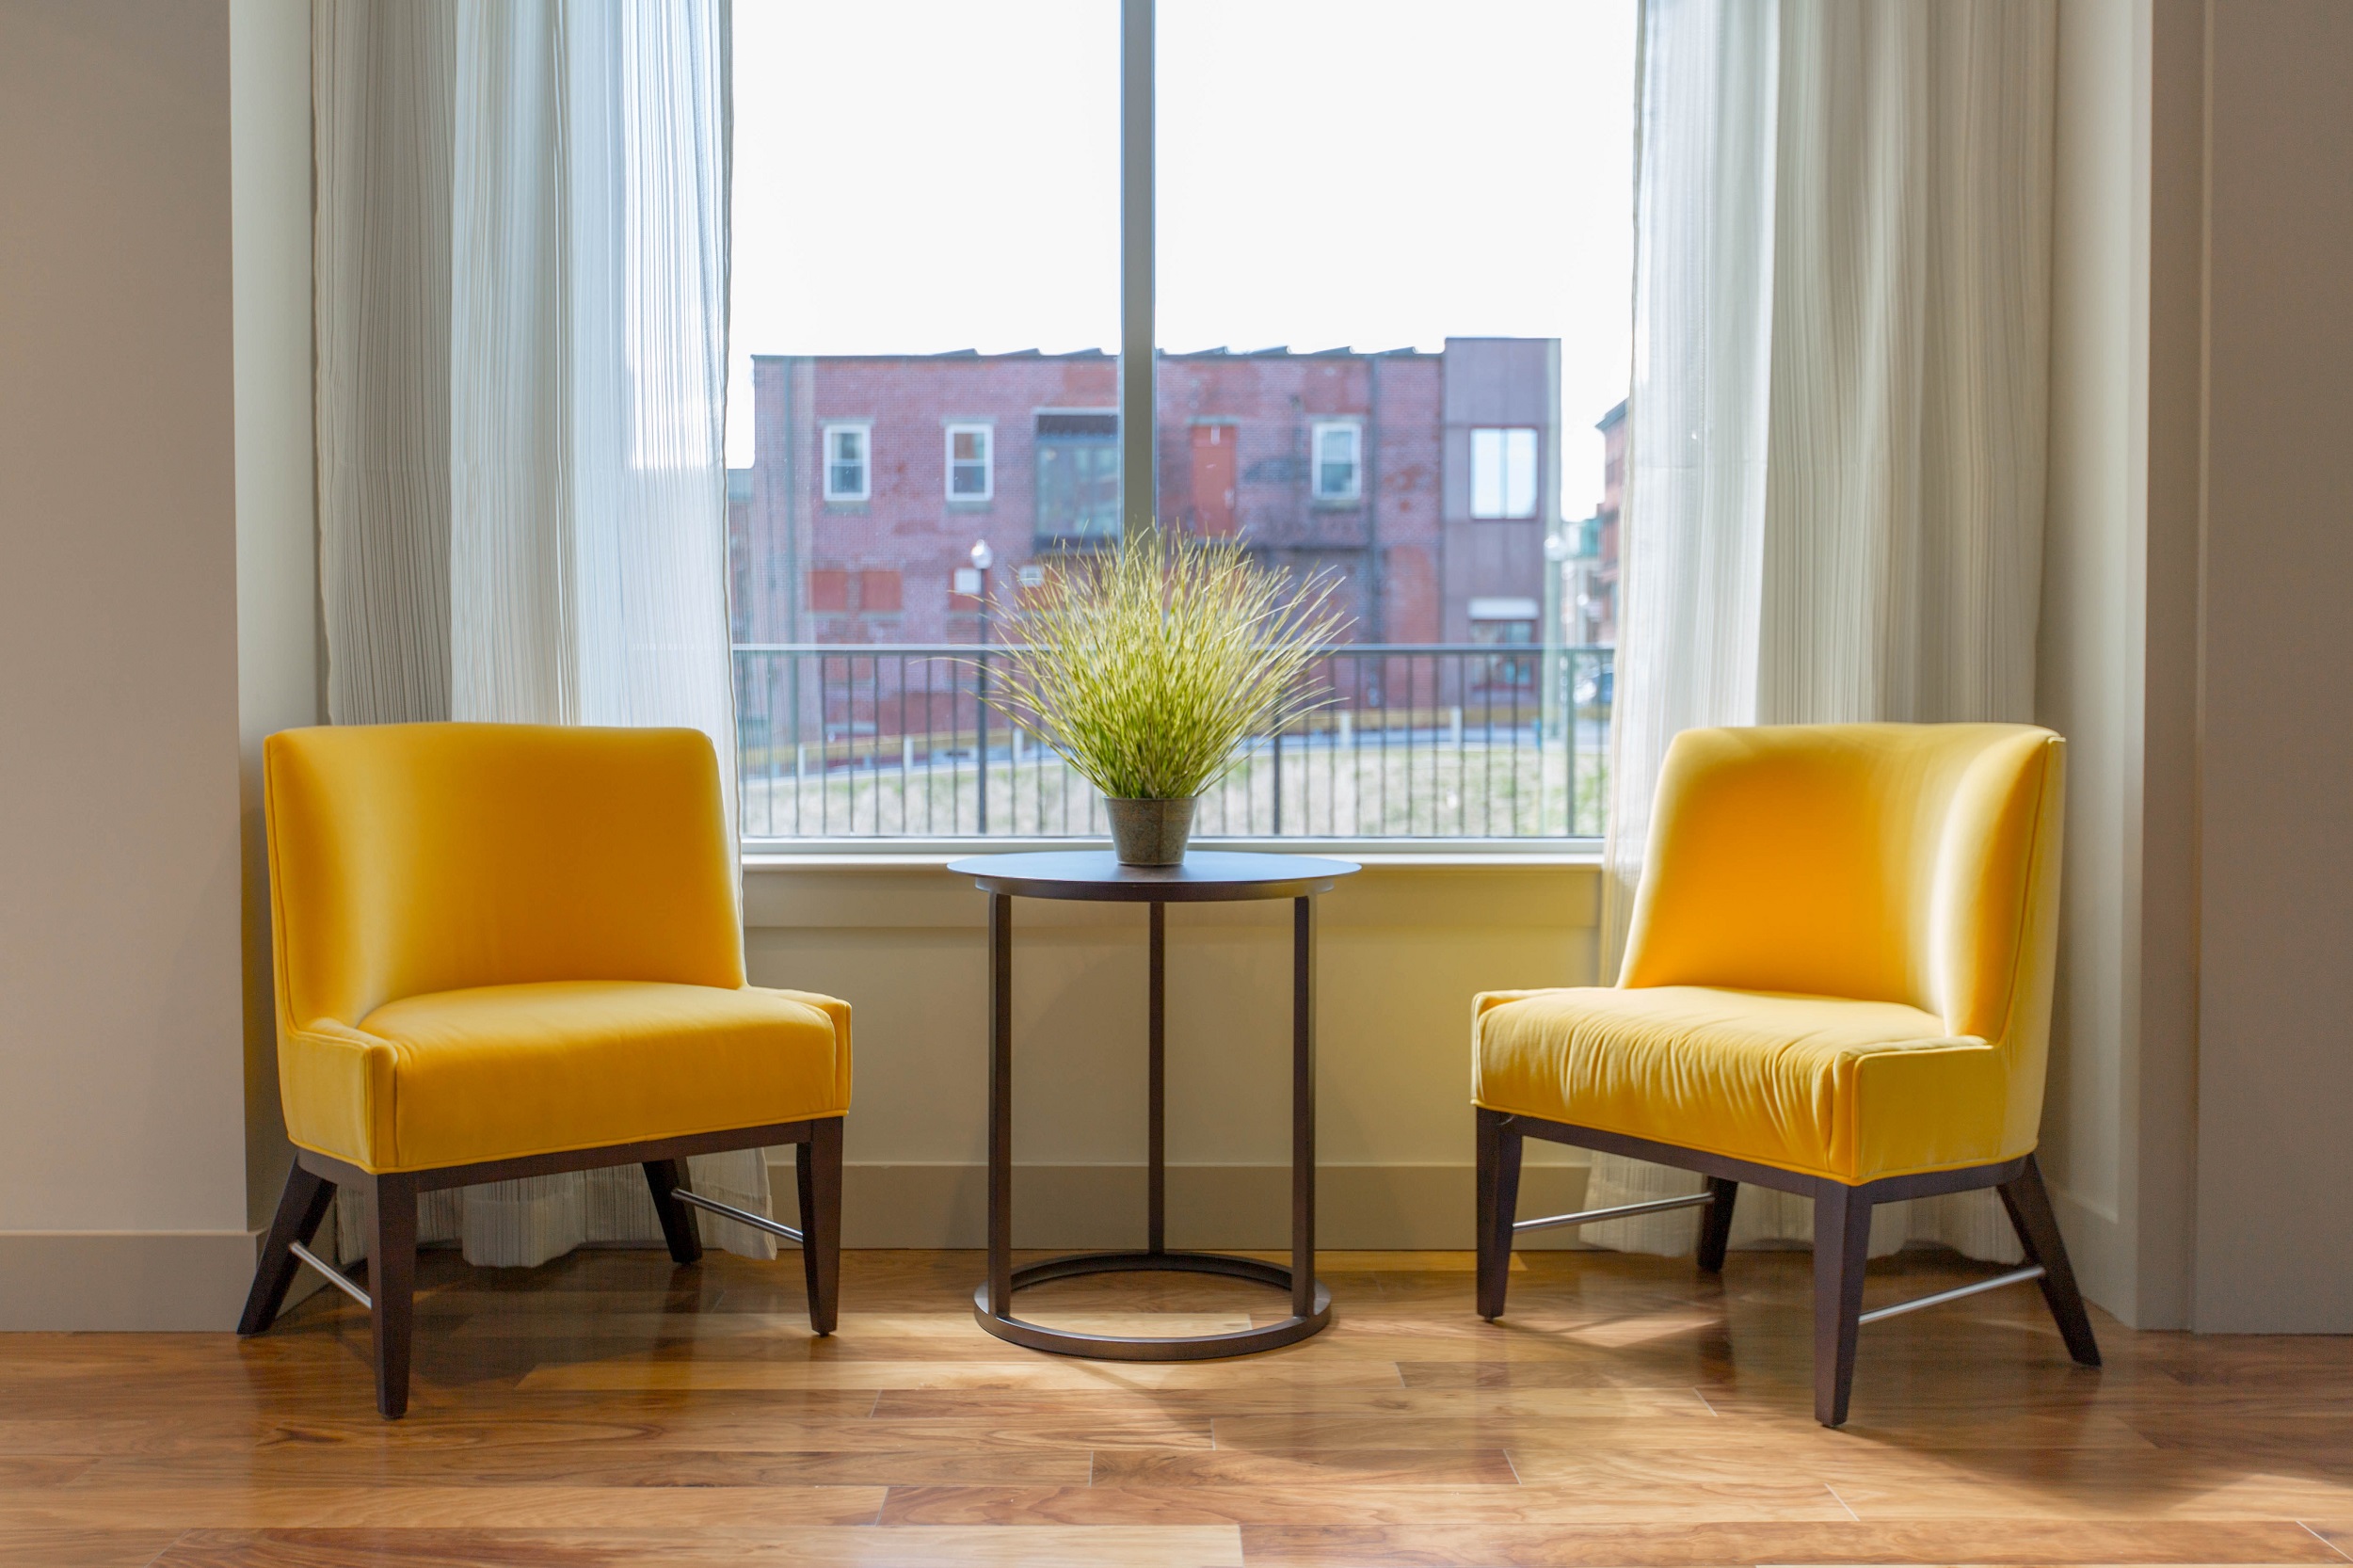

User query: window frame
[735,4,1611,857]
[945,421,994,503]
[1310,420,1363,504]
[821,421,872,504]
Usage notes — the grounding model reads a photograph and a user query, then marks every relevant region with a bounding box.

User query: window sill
[744,839,1602,871]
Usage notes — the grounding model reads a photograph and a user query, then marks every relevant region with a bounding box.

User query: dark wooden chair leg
[239,1160,338,1336]
[796,1116,842,1336]
[1696,1177,1738,1273]
[1998,1153,2102,1368]
[642,1159,705,1266]
[1475,1108,1524,1320]
[368,1174,418,1420]
[1812,1180,1875,1427]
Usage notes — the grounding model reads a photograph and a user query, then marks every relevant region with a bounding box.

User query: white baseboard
[763,1160,1594,1251]
[0,1229,262,1331]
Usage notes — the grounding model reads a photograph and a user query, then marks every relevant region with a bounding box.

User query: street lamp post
[970,540,996,834]
[1542,529,1575,743]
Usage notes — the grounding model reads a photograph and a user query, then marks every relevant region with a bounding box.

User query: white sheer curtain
[1587,0,2057,1259]
[313,0,772,1266]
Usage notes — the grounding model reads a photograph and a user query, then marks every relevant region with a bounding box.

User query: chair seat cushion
[1472,985,2013,1183]
[281,981,850,1174]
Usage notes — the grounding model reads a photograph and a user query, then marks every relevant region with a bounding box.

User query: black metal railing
[732,643,1612,840]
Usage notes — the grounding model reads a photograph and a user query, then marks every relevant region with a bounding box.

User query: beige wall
[0,1,253,1325]
[2191,1,2353,1333]
[744,859,1602,1249]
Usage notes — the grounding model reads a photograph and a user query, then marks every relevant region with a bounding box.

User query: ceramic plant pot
[1104,796,1199,867]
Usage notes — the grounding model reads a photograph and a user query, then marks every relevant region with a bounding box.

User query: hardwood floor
[5,1246,2351,1566]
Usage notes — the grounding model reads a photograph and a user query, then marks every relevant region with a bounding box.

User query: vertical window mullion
[1120,0,1154,539]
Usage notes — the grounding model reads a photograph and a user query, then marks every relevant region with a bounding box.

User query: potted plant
[984,527,1344,866]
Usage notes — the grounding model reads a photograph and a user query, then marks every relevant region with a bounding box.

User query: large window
[728,2,1630,843]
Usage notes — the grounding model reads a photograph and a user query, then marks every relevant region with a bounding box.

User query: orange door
[1190,424,1238,536]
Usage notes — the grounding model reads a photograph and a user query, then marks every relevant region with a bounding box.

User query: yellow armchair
[238,723,850,1418]
[1472,723,2098,1425]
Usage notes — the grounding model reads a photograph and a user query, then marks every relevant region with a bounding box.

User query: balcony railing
[732,643,1611,841]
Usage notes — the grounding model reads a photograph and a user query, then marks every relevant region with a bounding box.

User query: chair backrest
[264,723,743,1031]
[1619,723,2065,1056]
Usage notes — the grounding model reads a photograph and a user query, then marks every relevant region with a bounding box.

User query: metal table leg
[1292,894,1317,1320]
[972,891,1332,1360]
[986,891,1013,1319]
[1148,898,1165,1256]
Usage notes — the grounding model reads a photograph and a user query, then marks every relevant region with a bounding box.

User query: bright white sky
[728,0,1636,515]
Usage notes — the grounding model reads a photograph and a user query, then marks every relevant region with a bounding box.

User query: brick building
[1566,397,1625,647]
[728,339,1565,648]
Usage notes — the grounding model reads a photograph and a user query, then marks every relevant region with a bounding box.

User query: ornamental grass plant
[984,527,1347,802]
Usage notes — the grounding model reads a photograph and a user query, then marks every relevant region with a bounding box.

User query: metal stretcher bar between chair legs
[287,1240,372,1310]
[1511,1189,1719,1234]
[670,1188,806,1246]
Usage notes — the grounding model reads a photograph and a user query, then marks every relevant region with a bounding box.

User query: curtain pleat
[315,0,765,1267]
[1590,0,2057,1259]
[314,0,455,727]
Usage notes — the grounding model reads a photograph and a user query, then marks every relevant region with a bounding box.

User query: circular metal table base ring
[970,1251,1334,1361]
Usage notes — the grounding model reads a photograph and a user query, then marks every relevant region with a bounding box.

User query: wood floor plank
[1087,1447,1520,1487]
[1233,1518,2353,1565]
[0,1528,186,1567]
[1211,1409,2156,1453]
[0,1484,888,1531]
[873,1480,1856,1526]
[1812,1449,2353,1521]
[150,1526,1245,1567]
[72,1444,1094,1488]
[870,1385,1720,1420]
[516,1357,1406,1392]
[450,1310,1257,1341]
[0,1412,1213,1461]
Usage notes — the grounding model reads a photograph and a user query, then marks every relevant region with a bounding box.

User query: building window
[946,424,993,501]
[808,568,850,611]
[1470,597,1540,687]
[823,424,870,503]
[1311,422,1361,502]
[1469,598,1540,640]
[1035,411,1121,543]
[1470,427,1539,520]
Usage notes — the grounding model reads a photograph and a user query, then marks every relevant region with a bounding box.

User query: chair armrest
[761,988,853,1116]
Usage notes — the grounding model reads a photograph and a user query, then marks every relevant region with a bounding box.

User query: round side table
[946,849,1360,1360]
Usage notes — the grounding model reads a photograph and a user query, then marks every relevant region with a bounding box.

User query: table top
[947,849,1360,904]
